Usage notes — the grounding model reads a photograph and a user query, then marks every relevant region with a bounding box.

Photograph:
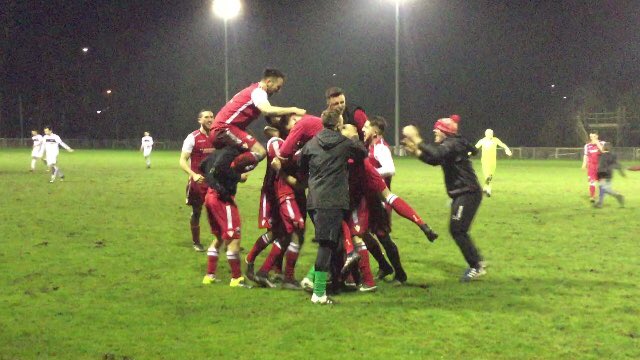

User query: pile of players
[180,68,488,304]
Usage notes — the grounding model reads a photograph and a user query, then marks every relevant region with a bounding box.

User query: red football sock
[589,185,596,198]
[259,241,282,273]
[207,247,219,274]
[230,152,259,172]
[246,233,271,263]
[341,221,354,254]
[284,243,300,280]
[357,245,375,287]
[386,194,425,226]
[227,251,242,279]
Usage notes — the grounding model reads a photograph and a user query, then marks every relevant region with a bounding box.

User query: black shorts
[309,209,347,244]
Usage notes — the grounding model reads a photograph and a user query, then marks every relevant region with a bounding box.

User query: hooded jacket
[418,135,481,198]
[299,128,367,210]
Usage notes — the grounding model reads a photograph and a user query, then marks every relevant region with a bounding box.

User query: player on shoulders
[362,116,407,283]
[140,131,154,169]
[582,131,605,203]
[30,129,46,172]
[210,68,305,173]
[179,110,215,252]
[42,126,74,183]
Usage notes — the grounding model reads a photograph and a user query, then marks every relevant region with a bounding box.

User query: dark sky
[2,0,639,145]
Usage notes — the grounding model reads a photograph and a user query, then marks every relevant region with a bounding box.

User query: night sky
[2,0,639,145]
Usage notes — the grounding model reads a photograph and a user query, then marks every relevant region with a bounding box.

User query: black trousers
[449,191,483,269]
[309,209,347,272]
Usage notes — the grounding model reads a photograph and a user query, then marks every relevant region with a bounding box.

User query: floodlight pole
[223,18,229,102]
[394,0,400,152]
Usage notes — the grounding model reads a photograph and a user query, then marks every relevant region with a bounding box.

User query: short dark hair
[197,109,212,118]
[368,116,387,135]
[263,68,285,80]
[44,125,52,130]
[325,86,344,99]
[321,109,342,129]
[602,142,612,151]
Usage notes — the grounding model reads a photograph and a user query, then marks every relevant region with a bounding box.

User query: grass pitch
[0,149,638,359]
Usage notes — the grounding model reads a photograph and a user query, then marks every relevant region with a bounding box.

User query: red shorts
[211,124,257,150]
[204,189,241,241]
[186,179,209,207]
[258,190,273,229]
[348,196,369,236]
[278,194,305,234]
[364,161,388,193]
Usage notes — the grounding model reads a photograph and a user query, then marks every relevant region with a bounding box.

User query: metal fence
[3,138,640,161]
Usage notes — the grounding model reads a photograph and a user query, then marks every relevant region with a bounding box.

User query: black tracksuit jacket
[299,128,367,210]
[418,135,481,197]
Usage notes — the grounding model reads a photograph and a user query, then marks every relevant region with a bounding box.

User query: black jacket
[199,147,242,201]
[299,128,367,210]
[418,135,481,198]
[597,152,624,179]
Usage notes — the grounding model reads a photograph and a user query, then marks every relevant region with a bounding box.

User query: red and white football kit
[210,83,268,150]
[584,142,604,183]
[182,129,214,207]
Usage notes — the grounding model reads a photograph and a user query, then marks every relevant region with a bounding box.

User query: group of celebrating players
[178,68,490,304]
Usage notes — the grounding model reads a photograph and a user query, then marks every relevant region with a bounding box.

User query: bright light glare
[563,96,567,99]
[82,47,89,53]
[213,0,241,20]
[96,110,102,114]
[106,89,112,94]
[551,84,555,88]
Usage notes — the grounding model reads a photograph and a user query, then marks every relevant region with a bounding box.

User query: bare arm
[496,138,512,156]
[179,151,204,183]
[255,102,306,117]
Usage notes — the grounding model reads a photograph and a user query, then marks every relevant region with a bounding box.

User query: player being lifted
[362,116,407,283]
[30,129,46,172]
[140,131,154,169]
[179,110,215,252]
[42,126,74,183]
[474,127,512,197]
[210,68,305,173]
[582,131,605,203]
[275,89,438,242]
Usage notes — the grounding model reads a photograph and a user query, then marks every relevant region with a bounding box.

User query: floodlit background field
[1,149,638,359]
